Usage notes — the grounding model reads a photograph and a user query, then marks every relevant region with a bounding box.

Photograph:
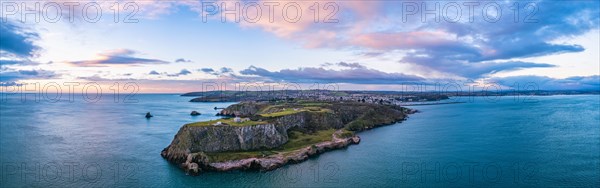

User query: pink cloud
[350,31,456,50]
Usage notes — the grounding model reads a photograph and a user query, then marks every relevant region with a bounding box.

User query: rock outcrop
[216,102,267,117]
[190,111,201,116]
[162,124,289,160]
[162,101,413,175]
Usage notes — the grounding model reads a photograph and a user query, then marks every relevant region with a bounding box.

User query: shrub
[340,130,354,138]
[346,120,366,131]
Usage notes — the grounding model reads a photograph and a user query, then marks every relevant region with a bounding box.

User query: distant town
[181,90,599,105]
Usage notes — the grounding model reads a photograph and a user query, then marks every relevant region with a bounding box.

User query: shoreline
[400,101,466,106]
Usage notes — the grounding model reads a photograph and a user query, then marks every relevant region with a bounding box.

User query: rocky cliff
[161,124,290,164]
[161,101,413,175]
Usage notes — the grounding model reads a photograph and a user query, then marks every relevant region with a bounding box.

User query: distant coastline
[181,90,599,102]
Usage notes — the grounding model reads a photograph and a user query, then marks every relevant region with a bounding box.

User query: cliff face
[162,124,289,163]
[274,112,345,132]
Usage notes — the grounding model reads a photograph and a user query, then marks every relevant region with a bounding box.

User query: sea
[0,94,598,187]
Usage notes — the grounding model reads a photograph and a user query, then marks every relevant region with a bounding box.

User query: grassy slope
[186,118,267,127]
[259,107,332,117]
[206,129,338,162]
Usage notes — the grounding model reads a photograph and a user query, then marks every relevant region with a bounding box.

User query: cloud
[175,58,192,63]
[18,70,42,76]
[184,1,597,79]
[240,65,423,84]
[463,61,556,78]
[220,67,233,73]
[407,59,557,78]
[145,69,193,77]
[0,59,36,66]
[0,21,51,84]
[166,69,192,77]
[43,0,592,80]
[148,69,192,77]
[0,20,39,58]
[2,1,595,90]
[336,62,366,69]
[354,27,583,78]
[199,68,215,73]
[0,82,23,87]
[385,2,596,78]
[68,49,170,67]
[350,31,459,50]
[0,20,40,67]
[198,67,234,76]
[181,69,192,75]
[0,69,60,84]
[490,75,600,91]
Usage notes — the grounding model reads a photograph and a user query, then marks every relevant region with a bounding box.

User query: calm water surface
[0,94,598,187]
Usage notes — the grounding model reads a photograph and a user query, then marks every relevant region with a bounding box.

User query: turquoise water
[0,94,598,187]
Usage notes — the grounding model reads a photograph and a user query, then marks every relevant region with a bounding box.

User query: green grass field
[205,129,337,162]
[259,107,332,117]
[299,102,329,106]
[279,129,335,151]
[186,118,267,127]
[205,151,267,162]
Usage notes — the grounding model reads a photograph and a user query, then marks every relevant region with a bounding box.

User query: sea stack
[145,112,153,118]
[190,111,201,116]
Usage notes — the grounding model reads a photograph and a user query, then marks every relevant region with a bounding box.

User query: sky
[0,0,599,93]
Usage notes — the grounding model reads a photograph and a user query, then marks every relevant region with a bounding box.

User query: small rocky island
[161,100,416,175]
